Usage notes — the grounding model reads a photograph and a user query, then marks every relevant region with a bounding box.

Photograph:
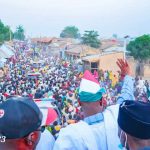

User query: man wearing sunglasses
[0,96,55,150]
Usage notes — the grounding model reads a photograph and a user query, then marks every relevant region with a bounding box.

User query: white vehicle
[27,72,42,79]
[34,98,62,125]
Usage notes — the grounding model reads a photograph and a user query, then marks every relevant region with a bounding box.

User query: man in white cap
[53,59,135,150]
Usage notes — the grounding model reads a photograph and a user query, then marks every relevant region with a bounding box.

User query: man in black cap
[0,96,55,150]
[118,100,150,150]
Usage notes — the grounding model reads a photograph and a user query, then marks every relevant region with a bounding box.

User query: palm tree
[16,25,24,33]
[14,25,25,41]
[82,30,101,48]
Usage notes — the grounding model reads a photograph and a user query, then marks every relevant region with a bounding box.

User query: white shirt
[138,79,145,89]
[36,129,55,150]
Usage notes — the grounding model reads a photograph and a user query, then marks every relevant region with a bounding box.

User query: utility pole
[124,35,129,60]
[123,38,126,60]
[9,27,12,41]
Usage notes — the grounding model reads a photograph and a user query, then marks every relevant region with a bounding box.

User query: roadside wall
[99,52,124,74]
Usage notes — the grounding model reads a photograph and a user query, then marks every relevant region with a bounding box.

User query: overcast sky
[0,0,150,38]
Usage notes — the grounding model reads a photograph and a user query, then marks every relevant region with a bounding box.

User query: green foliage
[127,35,150,60]
[14,25,25,41]
[112,34,118,39]
[82,30,100,48]
[0,20,12,45]
[60,26,80,39]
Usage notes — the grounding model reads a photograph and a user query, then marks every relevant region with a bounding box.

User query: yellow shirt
[54,125,61,131]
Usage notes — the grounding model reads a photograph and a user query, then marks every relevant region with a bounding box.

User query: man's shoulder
[103,104,119,121]
[59,121,92,138]
[61,121,86,132]
[55,121,99,150]
[36,129,55,150]
[108,103,119,109]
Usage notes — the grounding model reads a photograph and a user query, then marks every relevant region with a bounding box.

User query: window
[91,62,98,73]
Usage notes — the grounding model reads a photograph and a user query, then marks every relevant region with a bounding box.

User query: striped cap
[79,70,106,102]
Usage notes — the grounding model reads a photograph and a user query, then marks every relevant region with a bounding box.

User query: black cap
[118,100,150,139]
[0,97,42,139]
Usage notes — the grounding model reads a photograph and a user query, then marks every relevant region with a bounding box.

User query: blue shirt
[84,112,104,125]
[117,75,135,104]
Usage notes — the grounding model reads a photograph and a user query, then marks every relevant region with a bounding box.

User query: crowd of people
[0,41,150,150]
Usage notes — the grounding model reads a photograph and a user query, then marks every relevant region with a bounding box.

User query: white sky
[0,0,150,37]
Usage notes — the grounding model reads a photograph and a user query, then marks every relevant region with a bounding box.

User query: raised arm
[116,59,135,104]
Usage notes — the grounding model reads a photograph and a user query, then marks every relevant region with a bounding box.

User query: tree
[82,30,101,48]
[14,25,25,41]
[127,35,150,76]
[60,26,80,39]
[127,35,150,61]
[0,20,13,45]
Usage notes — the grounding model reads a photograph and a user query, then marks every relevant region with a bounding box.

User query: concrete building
[82,51,124,74]
[65,45,100,61]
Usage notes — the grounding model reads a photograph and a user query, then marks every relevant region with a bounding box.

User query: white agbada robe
[36,129,55,150]
[53,104,120,150]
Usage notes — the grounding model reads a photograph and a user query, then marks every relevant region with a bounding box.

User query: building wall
[98,52,124,74]
[83,52,150,78]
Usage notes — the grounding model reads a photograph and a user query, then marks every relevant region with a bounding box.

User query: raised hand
[116,59,132,77]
